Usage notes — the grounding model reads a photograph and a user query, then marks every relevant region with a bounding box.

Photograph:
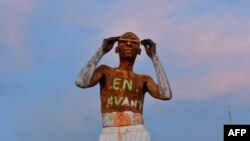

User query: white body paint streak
[75,47,104,88]
[151,54,172,99]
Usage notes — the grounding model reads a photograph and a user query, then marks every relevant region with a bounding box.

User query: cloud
[209,67,250,94]
[0,0,35,72]
[165,15,250,63]
[88,1,250,101]
[0,0,34,48]
[100,0,186,39]
[1,0,248,100]
[166,16,250,101]
[74,0,187,67]
[174,66,250,101]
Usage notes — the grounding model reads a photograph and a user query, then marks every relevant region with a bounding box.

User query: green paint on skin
[113,78,121,90]
[107,96,113,107]
[106,96,143,111]
[112,78,133,91]
[114,97,124,105]
[123,79,133,91]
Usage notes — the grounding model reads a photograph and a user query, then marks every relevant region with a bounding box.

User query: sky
[1,0,250,141]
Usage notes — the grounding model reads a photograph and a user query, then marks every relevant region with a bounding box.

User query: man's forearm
[151,54,172,99]
[75,47,104,88]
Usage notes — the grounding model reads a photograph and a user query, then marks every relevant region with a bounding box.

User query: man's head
[116,32,141,59]
[120,32,140,41]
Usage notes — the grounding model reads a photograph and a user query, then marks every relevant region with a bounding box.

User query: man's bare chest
[100,70,145,112]
[102,71,145,94]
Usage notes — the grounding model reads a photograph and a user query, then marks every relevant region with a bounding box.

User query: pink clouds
[0,0,36,71]
[1,0,35,48]
[166,16,250,100]
[174,66,250,101]
[95,1,250,101]
[91,0,186,67]
[100,0,185,39]
[209,67,250,94]
[1,0,247,101]
[166,16,250,64]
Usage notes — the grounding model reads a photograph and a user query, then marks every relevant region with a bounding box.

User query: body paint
[151,54,172,99]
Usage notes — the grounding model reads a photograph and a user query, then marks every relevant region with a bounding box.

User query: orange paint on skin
[118,127,122,141]
[133,113,141,123]
[114,112,131,126]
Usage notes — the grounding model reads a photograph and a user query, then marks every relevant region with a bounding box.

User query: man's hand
[141,39,156,58]
[102,36,120,54]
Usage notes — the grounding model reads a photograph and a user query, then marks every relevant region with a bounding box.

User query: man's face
[117,38,140,59]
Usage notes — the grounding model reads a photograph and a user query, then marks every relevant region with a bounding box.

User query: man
[75,32,172,141]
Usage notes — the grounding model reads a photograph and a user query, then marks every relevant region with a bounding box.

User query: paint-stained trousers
[99,125,150,141]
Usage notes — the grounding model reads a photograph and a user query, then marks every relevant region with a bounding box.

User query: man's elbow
[75,80,82,87]
[162,90,172,100]
[163,95,172,100]
[75,79,86,88]
[160,95,171,100]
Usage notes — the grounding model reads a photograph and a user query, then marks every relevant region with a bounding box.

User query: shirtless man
[75,32,172,141]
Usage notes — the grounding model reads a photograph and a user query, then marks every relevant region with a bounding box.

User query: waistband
[102,125,146,133]
[102,111,144,127]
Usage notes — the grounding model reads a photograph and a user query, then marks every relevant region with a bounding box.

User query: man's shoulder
[135,73,152,80]
[96,64,113,71]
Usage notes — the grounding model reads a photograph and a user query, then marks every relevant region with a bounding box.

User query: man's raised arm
[75,36,119,88]
[141,39,172,99]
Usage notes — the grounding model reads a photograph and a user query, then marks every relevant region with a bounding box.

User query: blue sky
[1,0,250,141]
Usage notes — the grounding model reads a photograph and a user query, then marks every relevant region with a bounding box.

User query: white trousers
[99,125,150,141]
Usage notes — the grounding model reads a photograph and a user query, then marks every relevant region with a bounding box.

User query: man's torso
[98,65,149,127]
